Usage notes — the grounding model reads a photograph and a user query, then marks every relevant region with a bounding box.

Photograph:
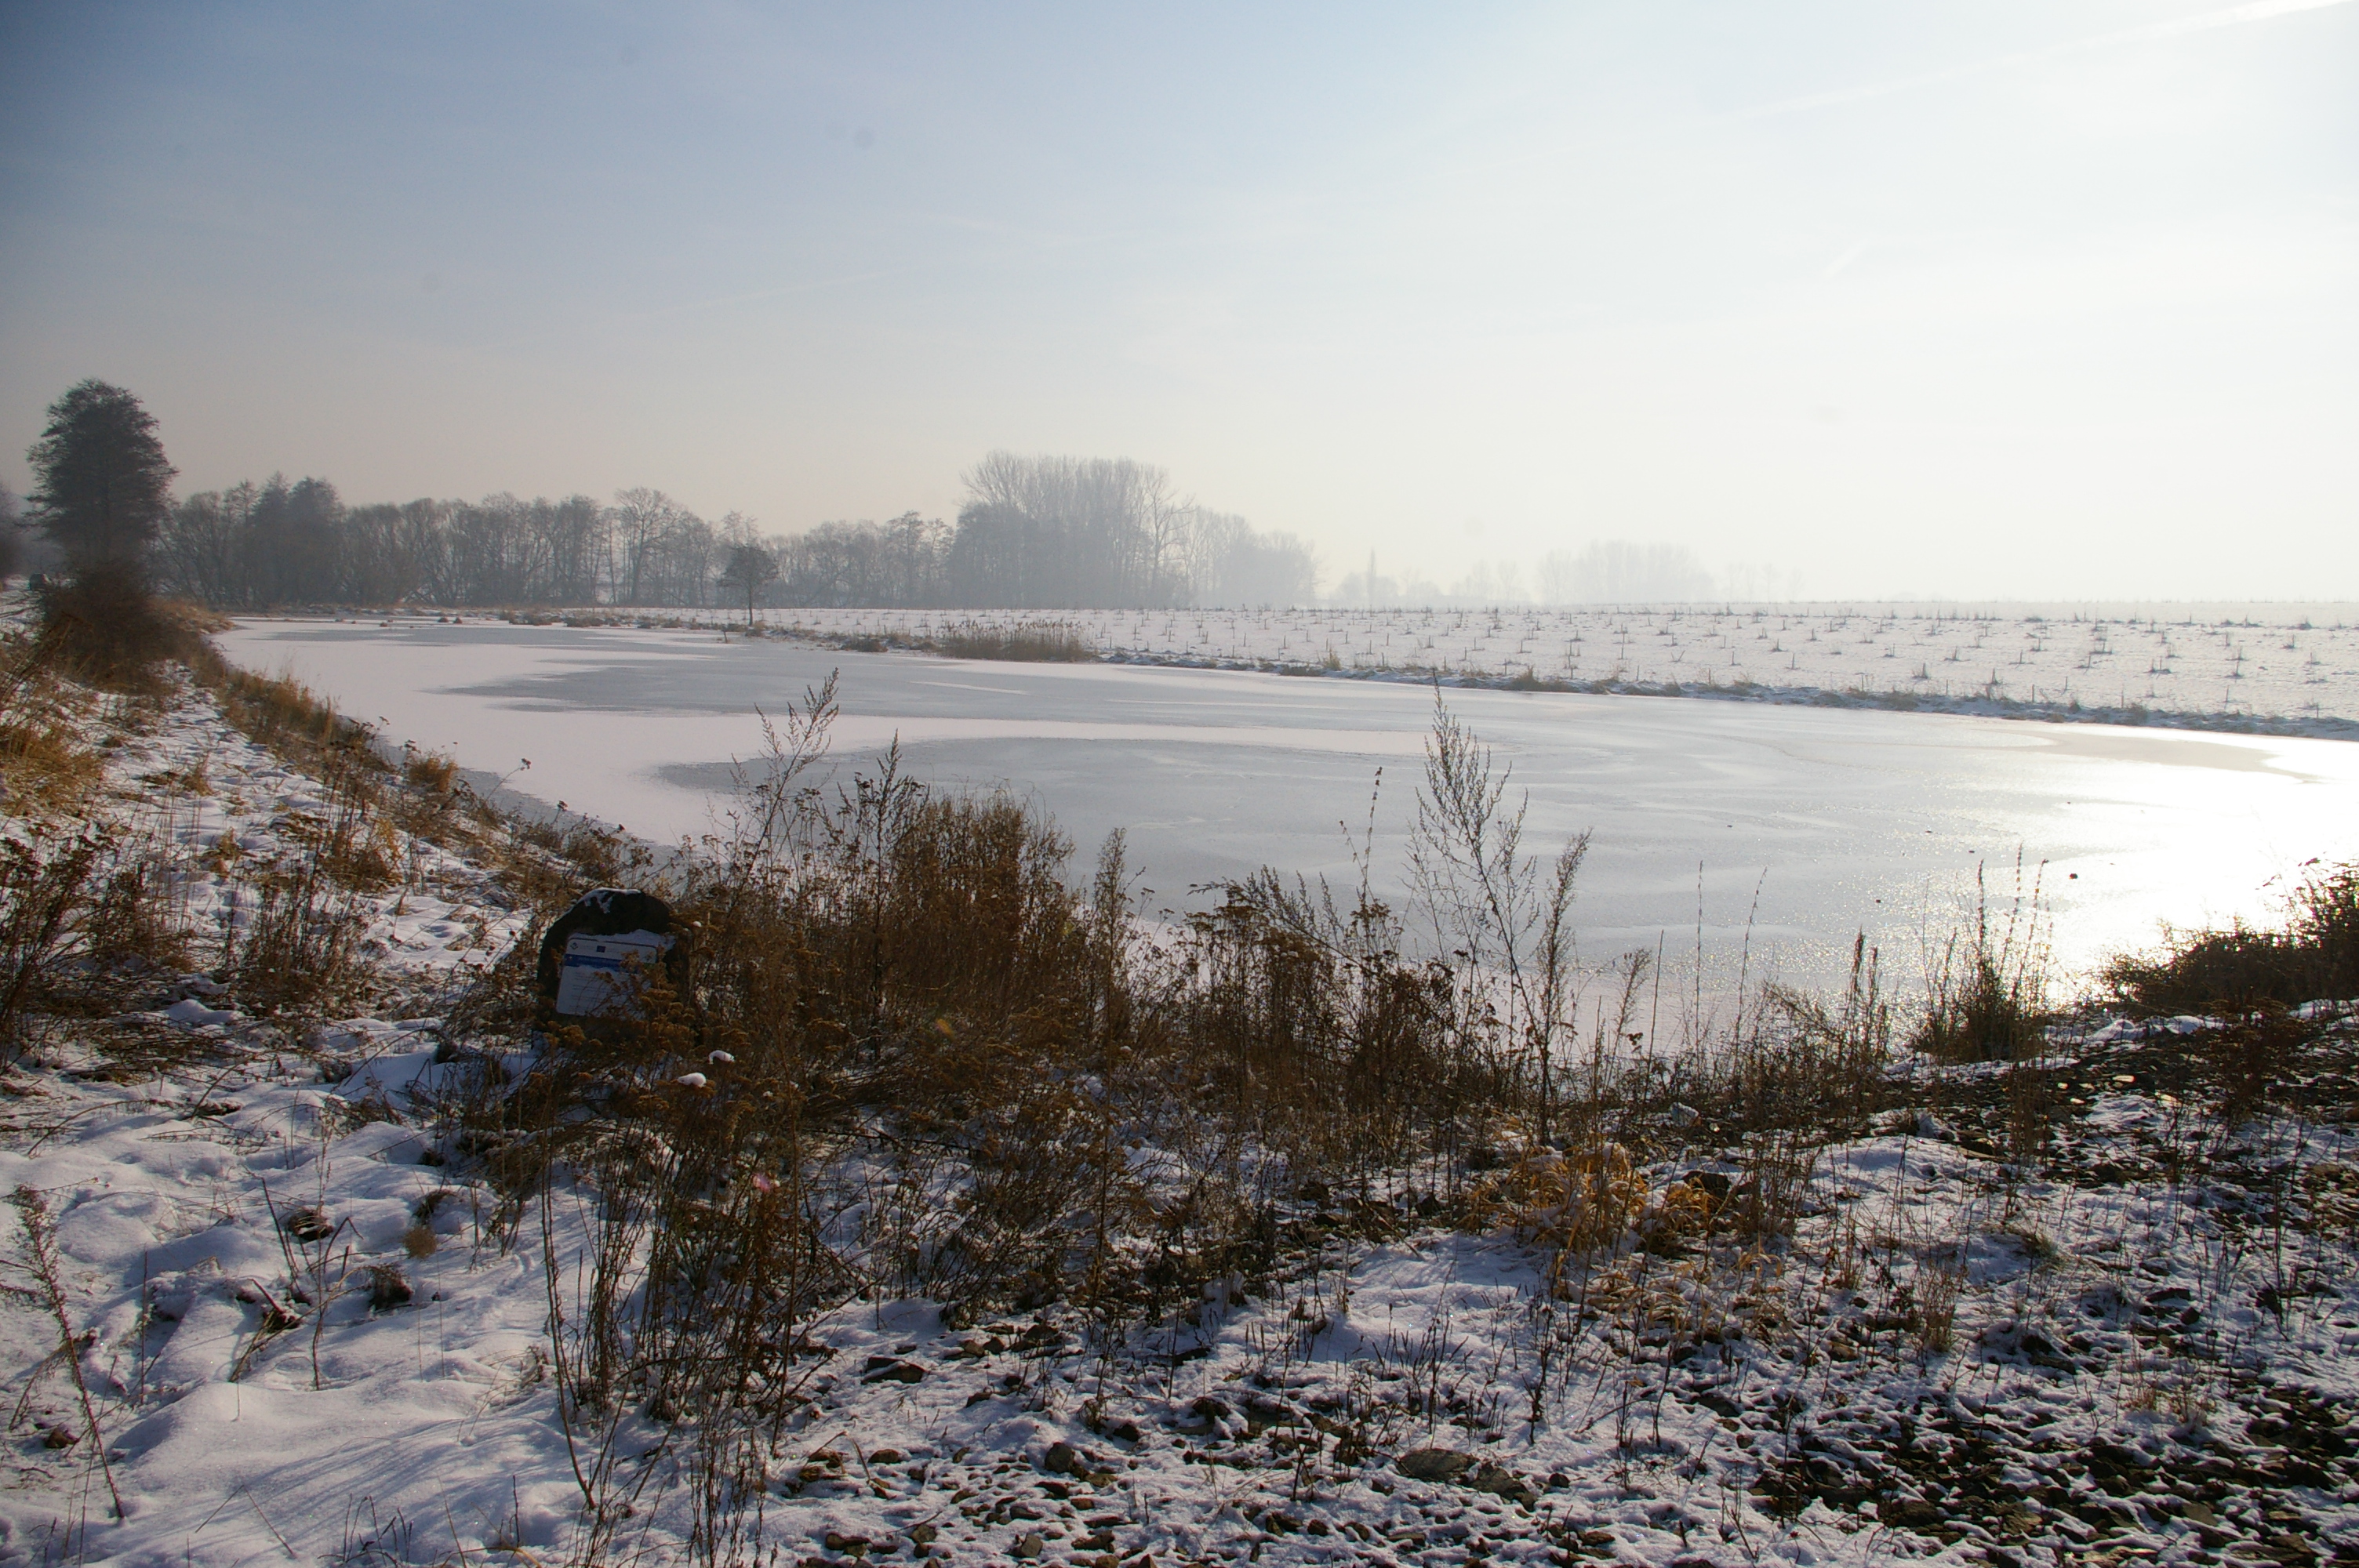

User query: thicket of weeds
[1914,859,2054,1062]
[31,568,215,694]
[0,622,629,1061]
[394,684,2001,1562]
[2105,858,2359,1014]
[1,616,113,818]
[929,618,1096,662]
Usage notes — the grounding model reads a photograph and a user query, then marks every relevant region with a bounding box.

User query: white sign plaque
[553,928,674,1018]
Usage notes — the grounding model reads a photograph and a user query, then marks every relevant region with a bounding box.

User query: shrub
[0,829,101,1061]
[934,619,1096,662]
[1914,862,2051,1062]
[34,565,208,690]
[2105,861,2359,1012]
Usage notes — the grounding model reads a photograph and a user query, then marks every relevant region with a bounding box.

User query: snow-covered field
[753,604,2359,737]
[4,644,2358,1568]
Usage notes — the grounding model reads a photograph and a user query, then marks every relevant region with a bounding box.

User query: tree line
[140,454,1317,611]
[8,378,1315,611]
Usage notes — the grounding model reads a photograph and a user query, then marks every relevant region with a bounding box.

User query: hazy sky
[4,1,2354,599]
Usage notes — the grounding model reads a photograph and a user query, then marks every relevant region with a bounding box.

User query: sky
[2,0,2354,601]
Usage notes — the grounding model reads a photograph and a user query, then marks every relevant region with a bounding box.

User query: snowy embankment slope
[3,666,2358,1566]
[751,604,2359,741]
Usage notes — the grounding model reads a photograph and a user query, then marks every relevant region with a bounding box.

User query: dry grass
[402,743,460,794]
[2105,859,2359,1014]
[932,619,1096,662]
[0,629,109,816]
[33,568,217,693]
[1470,1141,1645,1252]
[0,829,101,1062]
[1914,861,2053,1062]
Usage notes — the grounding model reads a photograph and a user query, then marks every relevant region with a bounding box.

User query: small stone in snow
[280,1207,335,1242]
[1469,1461,1536,1504]
[366,1265,413,1311]
[1397,1448,1474,1483]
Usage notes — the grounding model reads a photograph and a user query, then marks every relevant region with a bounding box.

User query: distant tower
[1367,550,1376,612]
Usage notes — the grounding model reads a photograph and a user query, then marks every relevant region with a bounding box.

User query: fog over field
[5,2,2357,600]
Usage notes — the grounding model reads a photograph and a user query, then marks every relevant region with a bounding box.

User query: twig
[243,1483,300,1559]
[10,1185,124,1519]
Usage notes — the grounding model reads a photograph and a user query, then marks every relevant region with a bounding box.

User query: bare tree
[608,488,693,605]
[0,486,20,586]
[718,543,779,625]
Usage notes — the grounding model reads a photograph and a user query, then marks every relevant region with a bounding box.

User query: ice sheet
[218,617,2359,993]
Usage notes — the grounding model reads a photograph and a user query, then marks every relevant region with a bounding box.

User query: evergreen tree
[24,380,176,576]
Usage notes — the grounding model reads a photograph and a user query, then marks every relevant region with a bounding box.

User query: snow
[5,619,2355,1565]
[757,602,2359,737]
[216,613,2359,996]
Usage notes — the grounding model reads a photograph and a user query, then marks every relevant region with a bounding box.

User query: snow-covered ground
[4,648,2357,1567]
[752,604,2359,738]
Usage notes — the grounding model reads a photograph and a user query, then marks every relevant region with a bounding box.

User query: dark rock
[861,1359,924,1384]
[365,1265,413,1311]
[1470,1462,1536,1504]
[536,887,693,1022]
[1398,1448,1475,1483]
[280,1207,335,1243]
[2090,1439,2155,1472]
[1043,1440,1081,1474]
[1244,1392,1298,1424]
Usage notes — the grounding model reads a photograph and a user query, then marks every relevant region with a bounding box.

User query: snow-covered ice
[218,614,2359,994]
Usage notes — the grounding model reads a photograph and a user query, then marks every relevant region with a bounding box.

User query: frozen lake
[220,616,2359,1000]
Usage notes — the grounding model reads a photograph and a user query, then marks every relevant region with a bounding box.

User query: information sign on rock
[536,887,689,1022]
